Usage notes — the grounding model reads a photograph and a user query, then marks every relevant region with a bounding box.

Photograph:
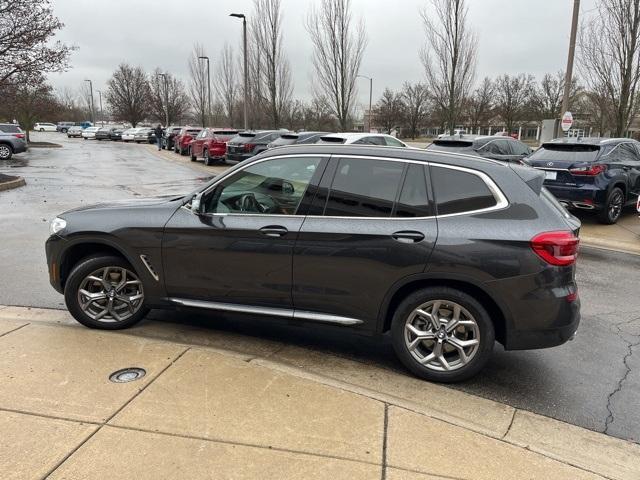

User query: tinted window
[0,124,21,133]
[394,164,432,217]
[432,166,497,215]
[511,140,531,156]
[615,143,640,162]
[203,157,321,215]
[324,158,404,217]
[385,136,405,147]
[529,145,600,162]
[354,136,385,146]
[479,141,502,155]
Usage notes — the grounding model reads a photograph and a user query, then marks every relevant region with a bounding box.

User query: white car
[81,126,100,139]
[437,129,466,138]
[121,128,141,142]
[317,132,408,147]
[34,122,57,132]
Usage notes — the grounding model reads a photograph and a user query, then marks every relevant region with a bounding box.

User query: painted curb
[0,176,26,192]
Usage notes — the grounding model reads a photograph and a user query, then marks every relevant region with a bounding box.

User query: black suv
[527,137,640,224]
[45,145,580,382]
[427,135,533,163]
[226,130,287,164]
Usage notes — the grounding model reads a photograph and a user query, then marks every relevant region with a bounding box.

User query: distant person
[154,124,163,151]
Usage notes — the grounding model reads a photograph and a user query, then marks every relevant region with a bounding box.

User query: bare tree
[105,63,150,127]
[0,0,73,87]
[493,73,535,133]
[420,0,477,132]
[188,44,210,127]
[375,87,405,133]
[531,71,580,120]
[576,87,613,136]
[466,77,494,131]
[578,0,640,136]
[56,86,87,122]
[306,0,367,131]
[401,82,429,139]
[250,0,293,128]
[214,44,238,126]
[149,69,189,126]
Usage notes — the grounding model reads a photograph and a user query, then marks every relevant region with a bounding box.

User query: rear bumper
[545,184,607,210]
[505,305,580,350]
[12,141,27,154]
[226,152,253,163]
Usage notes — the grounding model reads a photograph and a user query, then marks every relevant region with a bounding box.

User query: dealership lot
[1,133,640,445]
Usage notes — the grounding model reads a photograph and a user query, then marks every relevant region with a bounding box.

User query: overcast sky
[48,0,597,109]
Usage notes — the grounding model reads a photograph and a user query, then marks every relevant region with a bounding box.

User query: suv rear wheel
[64,255,149,330]
[0,144,13,160]
[598,186,624,224]
[390,287,495,382]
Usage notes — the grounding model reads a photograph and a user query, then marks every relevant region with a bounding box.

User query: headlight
[50,217,67,235]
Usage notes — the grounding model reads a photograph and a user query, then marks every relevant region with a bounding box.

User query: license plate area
[545,171,557,181]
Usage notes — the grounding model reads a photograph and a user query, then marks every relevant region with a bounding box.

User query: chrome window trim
[192,153,509,220]
[168,298,363,325]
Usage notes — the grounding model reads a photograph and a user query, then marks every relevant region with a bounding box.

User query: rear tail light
[13,133,25,139]
[569,164,607,176]
[531,231,579,266]
[636,195,640,213]
[244,143,255,152]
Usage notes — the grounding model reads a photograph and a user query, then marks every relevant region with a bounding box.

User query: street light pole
[96,90,103,126]
[357,75,373,133]
[158,73,169,127]
[560,0,580,135]
[84,79,94,125]
[198,56,211,128]
[230,13,248,130]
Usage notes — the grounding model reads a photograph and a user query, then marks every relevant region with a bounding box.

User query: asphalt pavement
[1,132,638,444]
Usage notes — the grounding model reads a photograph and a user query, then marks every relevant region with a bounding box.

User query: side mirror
[191,192,203,214]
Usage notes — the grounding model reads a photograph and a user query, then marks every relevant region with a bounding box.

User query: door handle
[260,225,288,237]
[391,231,425,243]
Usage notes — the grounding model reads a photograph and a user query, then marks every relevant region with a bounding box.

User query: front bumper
[45,234,66,293]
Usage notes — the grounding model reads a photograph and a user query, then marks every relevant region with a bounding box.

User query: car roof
[322,132,393,140]
[545,137,636,146]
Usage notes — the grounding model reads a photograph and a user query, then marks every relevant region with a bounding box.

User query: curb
[0,176,26,192]
[581,237,640,256]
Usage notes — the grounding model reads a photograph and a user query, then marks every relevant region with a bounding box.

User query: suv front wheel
[391,287,495,383]
[64,255,149,330]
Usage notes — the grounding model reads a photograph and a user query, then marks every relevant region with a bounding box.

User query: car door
[162,155,328,308]
[192,130,207,157]
[292,156,438,328]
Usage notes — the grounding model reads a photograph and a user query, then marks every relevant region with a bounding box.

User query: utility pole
[230,13,248,130]
[198,56,211,127]
[96,90,104,126]
[84,79,94,125]
[357,75,373,133]
[560,0,580,134]
[158,73,169,127]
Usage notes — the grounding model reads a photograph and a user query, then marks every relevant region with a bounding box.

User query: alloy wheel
[608,191,623,221]
[77,266,144,322]
[404,300,480,372]
[0,145,10,159]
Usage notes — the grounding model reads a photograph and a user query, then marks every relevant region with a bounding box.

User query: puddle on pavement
[0,158,28,168]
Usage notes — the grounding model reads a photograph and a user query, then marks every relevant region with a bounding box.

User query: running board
[168,298,363,326]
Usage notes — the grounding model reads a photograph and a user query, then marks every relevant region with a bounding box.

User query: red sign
[561,111,573,132]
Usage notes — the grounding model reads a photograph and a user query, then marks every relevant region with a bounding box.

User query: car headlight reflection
[50,217,67,235]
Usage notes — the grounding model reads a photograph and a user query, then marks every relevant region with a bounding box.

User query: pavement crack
[501,408,517,439]
[0,322,29,338]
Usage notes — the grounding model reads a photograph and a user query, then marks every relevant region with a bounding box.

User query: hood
[62,194,185,214]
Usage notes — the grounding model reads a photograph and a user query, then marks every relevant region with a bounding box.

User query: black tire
[203,149,212,166]
[597,186,625,224]
[390,287,495,383]
[64,255,149,330]
[190,147,196,161]
[61,128,68,133]
[0,143,13,160]
[39,128,44,132]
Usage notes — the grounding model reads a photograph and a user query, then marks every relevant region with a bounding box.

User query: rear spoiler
[432,140,474,147]
[509,163,545,195]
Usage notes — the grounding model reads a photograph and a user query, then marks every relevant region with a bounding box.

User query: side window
[324,158,404,217]
[385,136,405,147]
[431,166,498,215]
[497,140,514,155]
[480,141,501,155]
[202,157,322,215]
[619,143,640,162]
[393,164,432,217]
[354,136,385,146]
[511,141,531,156]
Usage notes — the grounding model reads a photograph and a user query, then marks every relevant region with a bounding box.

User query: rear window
[213,130,239,136]
[428,140,474,152]
[529,144,600,163]
[0,124,21,133]
[431,166,497,215]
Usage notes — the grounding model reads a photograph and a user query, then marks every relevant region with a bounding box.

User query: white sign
[561,111,573,132]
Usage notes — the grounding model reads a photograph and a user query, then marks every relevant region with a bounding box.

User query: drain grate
[109,367,146,383]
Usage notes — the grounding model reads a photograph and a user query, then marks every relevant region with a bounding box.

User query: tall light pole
[230,13,248,130]
[84,79,94,125]
[198,56,211,127]
[357,75,373,133]
[96,90,104,126]
[560,0,580,136]
[157,73,169,127]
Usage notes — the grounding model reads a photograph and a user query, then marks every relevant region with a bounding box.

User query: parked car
[317,133,409,147]
[267,131,329,149]
[67,126,84,138]
[95,127,116,141]
[34,122,57,132]
[225,130,287,163]
[81,126,100,140]
[174,127,203,155]
[526,137,640,224]
[56,122,76,133]
[437,129,466,138]
[45,144,581,382]
[134,128,155,143]
[427,135,533,163]
[190,128,239,165]
[110,128,124,141]
[121,128,140,142]
[0,123,27,160]
[163,126,184,150]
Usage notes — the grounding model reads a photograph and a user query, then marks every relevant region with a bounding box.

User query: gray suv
[45,145,581,382]
[0,123,27,160]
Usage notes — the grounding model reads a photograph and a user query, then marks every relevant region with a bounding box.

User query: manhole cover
[109,367,146,383]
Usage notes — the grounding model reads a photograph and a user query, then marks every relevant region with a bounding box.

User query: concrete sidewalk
[0,306,638,479]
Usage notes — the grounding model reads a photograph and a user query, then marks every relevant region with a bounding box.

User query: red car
[190,128,240,166]
[174,127,203,155]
